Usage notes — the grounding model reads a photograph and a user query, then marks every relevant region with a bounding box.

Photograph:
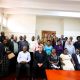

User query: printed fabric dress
[60,54,74,70]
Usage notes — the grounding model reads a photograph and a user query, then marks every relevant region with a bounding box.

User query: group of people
[0,31,80,80]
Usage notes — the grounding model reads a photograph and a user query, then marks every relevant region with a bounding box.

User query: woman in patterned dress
[60,48,75,70]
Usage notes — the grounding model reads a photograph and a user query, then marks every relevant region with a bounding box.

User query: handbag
[8,53,15,59]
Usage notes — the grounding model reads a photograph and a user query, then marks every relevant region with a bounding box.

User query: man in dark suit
[18,36,23,52]
[72,49,80,70]
[33,45,48,80]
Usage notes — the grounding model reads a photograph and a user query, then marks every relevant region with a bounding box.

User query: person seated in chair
[72,48,80,70]
[48,49,60,69]
[33,45,48,80]
[16,46,31,80]
[60,48,75,70]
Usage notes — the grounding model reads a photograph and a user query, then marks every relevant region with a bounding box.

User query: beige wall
[0,13,1,32]
[64,18,80,38]
[2,14,80,41]
[6,14,36,40]
[36,16,64,38]
[36,16,80,40]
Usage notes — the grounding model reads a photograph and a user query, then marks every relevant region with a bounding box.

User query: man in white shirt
[16,46,31,80]
[29,36,38,53]
[65,40,75,55]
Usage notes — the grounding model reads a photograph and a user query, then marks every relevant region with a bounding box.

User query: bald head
[23,46,28,52]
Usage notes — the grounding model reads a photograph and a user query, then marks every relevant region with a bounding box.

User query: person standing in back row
[0,32,6,43]
[18,35,29,52]
[9,36,19,73]
[74,36,80,51]
[44,40,53,56]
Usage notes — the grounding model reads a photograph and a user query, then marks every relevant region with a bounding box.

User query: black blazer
[72,54,79,65]
[33,51,48,68]
[72,54,80,70]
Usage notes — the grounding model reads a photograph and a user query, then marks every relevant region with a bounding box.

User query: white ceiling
[0,0,80,17]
